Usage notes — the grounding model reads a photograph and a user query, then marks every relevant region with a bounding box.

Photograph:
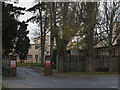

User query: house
[63,22,120,72]
[26,35,56,63]
[26,44,41,63]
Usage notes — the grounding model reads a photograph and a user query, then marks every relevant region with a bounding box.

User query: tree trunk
[50,36,54,66]
[58,40,68,72]
[41,26,46,65]
[108,46,113,72]
[55,37,68,72]
[60,55,63,72]
[62,42,67,72]
[50,2,56,67]
[109,52,112,72]
[38,6,44,64]
[55,36,60,72]
[69,54,71,72]
[56,53,60,72]
[86,29,95,72]
[40,34,44,64]
[84,2,97,72]
[21,59,22,63]
[39,5,47,65]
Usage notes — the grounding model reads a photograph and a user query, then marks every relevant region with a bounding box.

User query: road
[3,67,118,88]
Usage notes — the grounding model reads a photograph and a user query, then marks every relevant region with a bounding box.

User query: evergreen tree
[15,21,30,63]
[2,2,25,58]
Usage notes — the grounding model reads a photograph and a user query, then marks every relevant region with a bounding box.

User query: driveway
[2,67,118,88]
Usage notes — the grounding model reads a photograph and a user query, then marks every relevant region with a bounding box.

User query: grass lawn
[63,72,118,76]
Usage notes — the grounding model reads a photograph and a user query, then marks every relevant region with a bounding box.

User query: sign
[45,59,51,67]
[11,61,16,68]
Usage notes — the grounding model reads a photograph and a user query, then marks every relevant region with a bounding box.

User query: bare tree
[27,2,49,64]
[80,2,98,72]
[96,1,120,72]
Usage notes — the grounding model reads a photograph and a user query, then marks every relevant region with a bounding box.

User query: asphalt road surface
[3,67,118,88]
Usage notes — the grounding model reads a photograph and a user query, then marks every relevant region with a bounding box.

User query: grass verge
[2,85,8,90]
[62,72,118,77]
[2,65,10,77]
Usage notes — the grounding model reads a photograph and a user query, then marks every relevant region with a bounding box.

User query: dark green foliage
[2,65,10,77]
[2,2,18,57]
[2,1,29,61]
[2,85,8,90]
[2,2,25,58]
[15,22,30,62]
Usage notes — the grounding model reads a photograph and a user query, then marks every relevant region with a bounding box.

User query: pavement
[2,67,119,88]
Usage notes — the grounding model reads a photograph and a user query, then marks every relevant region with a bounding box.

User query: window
[27,55,32,59]
[45,47,47,51]
[35,54,38,59]
[35,54,38,63]
[35,45,39,49]
[46,51,49,55]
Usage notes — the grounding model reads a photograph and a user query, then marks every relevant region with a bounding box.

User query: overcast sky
[6,0,120,44]
[7,0,37,44]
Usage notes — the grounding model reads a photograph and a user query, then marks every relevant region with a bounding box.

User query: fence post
[117,38,120,72]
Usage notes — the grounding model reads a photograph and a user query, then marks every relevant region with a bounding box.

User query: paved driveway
[2,67,118,88]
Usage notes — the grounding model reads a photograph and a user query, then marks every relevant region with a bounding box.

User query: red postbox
[44,55,51,75]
